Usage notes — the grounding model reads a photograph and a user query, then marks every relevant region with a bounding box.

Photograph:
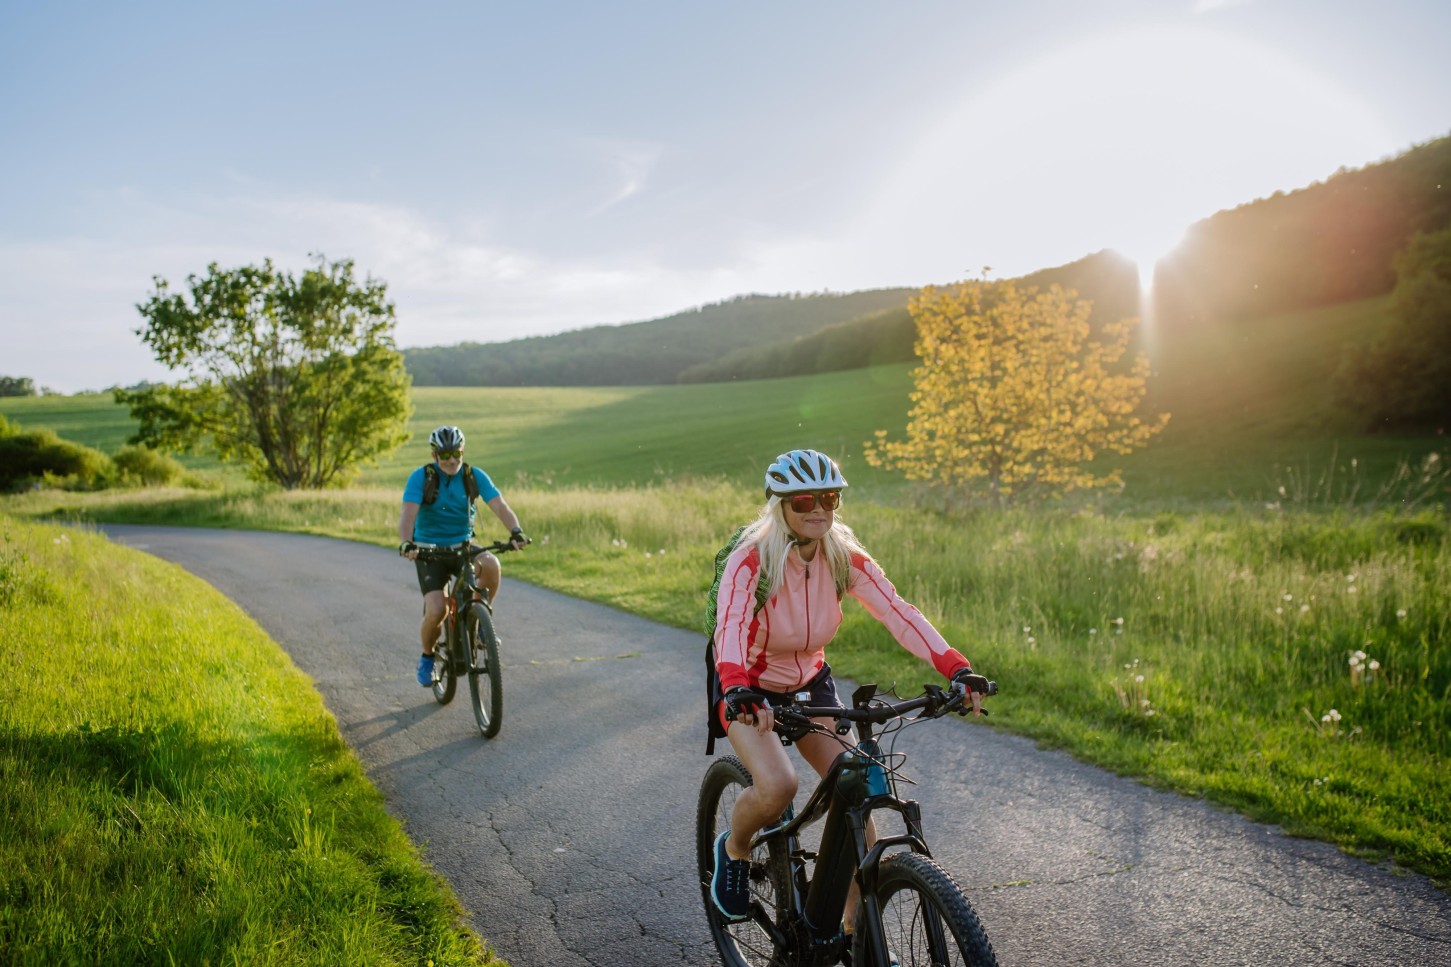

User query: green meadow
[0,514,502,966]
[1,289,1448,966]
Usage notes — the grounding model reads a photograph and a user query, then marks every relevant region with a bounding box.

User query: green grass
[0,514,504,966]
[5,297,1443,509]
[11,480,1449,885]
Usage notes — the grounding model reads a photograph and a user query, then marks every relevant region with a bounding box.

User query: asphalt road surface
[102,526,1450,967]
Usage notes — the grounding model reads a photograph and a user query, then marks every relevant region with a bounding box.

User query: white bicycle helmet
[428,425,465,451]
[764,449,848,495]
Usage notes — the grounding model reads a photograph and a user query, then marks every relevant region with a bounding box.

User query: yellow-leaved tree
[864,278,1168,504]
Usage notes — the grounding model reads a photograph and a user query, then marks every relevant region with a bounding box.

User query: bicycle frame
[749,687,940,965]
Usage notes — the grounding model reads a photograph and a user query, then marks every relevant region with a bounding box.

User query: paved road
[104,526,1450,967]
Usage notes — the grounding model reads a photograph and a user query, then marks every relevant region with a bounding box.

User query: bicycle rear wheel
[465,602,503,738]
[857,852,997,967]
[696,755,795,967]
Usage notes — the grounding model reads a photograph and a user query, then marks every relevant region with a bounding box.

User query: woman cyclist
[707,448,986,939]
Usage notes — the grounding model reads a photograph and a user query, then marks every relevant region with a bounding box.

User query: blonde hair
[738,495,871,601]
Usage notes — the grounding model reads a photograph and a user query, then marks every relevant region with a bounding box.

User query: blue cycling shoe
[711,829,751,921]
[416,653,435,687]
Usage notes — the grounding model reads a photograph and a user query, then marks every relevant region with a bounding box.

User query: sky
[2,0,1448,394]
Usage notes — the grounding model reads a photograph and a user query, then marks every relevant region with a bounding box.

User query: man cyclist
[398,425,529,687]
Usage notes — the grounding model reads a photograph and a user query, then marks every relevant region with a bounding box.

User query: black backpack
[421,462,479,505]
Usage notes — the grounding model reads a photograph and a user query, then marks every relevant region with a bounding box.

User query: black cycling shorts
[413,545,489,595]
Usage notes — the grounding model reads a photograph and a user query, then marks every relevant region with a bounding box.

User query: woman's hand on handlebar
[399,541,419,560]
[725,687,775,735]
[949,668,996,717]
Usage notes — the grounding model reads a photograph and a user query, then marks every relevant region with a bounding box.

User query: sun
[858,24,1398,285]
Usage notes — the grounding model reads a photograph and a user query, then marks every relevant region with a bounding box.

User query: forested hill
[404,133,1450,388]
[403,289,915,387]
[1151,133,1451,326]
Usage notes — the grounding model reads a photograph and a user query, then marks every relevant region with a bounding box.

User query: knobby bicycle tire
[431,616,458,706]
[696,755,796,967]
[858,852,998,967]
[465,602,503,738]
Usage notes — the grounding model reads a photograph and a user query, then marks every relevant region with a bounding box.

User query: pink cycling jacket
[714,542,970,694]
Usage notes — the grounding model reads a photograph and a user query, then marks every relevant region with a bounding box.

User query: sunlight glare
[858,25,1397,285]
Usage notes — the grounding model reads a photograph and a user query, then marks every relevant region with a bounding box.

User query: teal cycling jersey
[403,464,502,545]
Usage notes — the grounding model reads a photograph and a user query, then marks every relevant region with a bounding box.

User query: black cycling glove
[399,541,417,556]
[510,527,530,547]
[724,686,769,721]
[950,667,995,713]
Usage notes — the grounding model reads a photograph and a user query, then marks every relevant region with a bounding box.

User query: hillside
[403,289,915,387]
[400,133,1450,393]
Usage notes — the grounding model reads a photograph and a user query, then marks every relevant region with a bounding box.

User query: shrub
[0,429,115,491]
[112,444,186,487]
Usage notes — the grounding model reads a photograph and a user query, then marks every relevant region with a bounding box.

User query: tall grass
[0,514,503,966]
[12,479,1448,883]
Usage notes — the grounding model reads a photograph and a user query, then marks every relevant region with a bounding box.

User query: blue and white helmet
[428,425,465,451]
[764,449,848,496]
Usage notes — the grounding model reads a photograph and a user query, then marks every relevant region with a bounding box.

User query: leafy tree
[865,278,1168,504]
[116,256,412,489]
[1335,226,1451,431]
[0,376,37,397]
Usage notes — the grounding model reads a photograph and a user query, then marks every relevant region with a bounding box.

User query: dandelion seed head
[1135,674,1145,683]
[1396,608,1408,618]
[1368,659,1380,671]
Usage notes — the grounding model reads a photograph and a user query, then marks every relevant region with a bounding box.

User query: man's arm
[399,501,421,545]
[485,495,521,534]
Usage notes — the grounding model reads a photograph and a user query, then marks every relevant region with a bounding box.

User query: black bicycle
[697,679,1000,966]
[413,541,517,737]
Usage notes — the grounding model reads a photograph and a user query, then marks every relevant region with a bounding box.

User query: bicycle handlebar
[407,539,526,561]
[728,679,998,733]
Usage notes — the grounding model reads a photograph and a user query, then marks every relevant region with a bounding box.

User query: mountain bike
[697,678,1000,966]
[413,541,517,737]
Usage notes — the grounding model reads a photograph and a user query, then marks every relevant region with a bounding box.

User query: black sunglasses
[781,490,841,513]
[434,450,462,460]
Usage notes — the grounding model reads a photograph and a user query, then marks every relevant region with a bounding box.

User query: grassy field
[0,514,504,966]
[9,477,1449,887]
[3,288,1448,951]
[4,295,1442,507]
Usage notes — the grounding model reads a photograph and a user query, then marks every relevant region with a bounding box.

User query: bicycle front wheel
[431,636,457,706]
[696,755,795,967]
[465,602,502,738]
[857,852,998,967]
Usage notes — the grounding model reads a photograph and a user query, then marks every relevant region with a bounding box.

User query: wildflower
[1112,616,1125,625]
[1368,659,1380,671]
[1300,604,1310,613]
[1321,709,1341,724]
[1089,628,1098,636]
[1135,675,1145,684]
[1396,608,1408,619]
[1026,637,1036,646]
[1282,593,1293,602]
